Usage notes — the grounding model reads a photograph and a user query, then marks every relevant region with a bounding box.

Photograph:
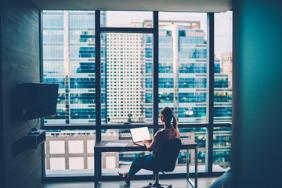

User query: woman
[119,107,180,186]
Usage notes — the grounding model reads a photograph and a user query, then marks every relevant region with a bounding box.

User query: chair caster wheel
[149,183,152,186]
[168,185,172,188]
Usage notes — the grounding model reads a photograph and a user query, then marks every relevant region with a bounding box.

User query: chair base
[142,182,172,188]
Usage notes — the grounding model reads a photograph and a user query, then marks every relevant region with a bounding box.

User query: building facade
[43,11,106,125]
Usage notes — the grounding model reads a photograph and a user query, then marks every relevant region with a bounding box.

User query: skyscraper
[43,11,106,124]
[145,21,209,123]
[104,33,147,123]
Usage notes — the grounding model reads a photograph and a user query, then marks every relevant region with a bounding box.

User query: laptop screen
[130,127,151,143]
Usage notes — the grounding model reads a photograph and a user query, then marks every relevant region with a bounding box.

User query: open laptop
[130,127,152,146]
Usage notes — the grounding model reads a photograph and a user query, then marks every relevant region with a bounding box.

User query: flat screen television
[19,83,59,120]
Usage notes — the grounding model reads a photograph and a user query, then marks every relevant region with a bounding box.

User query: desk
[94,140,198,188]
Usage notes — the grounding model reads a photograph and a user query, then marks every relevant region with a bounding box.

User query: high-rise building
[144,21,208,123]
[43,11,106,124]
[214,52,232,123]
[104,33,147,123]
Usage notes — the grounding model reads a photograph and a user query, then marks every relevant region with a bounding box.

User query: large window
[42,10,232,178]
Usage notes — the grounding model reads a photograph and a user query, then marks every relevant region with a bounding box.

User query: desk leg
[186,149,190,180]
[195,147,198,188]
[94,151,101,188]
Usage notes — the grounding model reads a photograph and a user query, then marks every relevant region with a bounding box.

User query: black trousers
[128,154,158,178]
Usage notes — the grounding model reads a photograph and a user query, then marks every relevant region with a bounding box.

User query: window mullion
[95,10,101,142]
[153,11,159,134]
[207,12,215,173]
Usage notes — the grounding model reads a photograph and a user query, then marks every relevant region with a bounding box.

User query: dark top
[150,128,180,158]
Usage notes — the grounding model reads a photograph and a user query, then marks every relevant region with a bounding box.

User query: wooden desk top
[94,139,197,152]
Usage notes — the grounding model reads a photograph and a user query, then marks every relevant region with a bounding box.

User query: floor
[43,178,216,188]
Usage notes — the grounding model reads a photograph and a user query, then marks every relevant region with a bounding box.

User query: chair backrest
[156,138,182,172]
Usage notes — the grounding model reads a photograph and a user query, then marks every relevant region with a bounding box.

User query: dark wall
[0,1,41,188]
[232,0,282,187]
[0,6,3,187]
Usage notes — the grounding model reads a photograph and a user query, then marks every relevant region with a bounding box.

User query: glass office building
[43,11,106,125]
[144,20,209,123]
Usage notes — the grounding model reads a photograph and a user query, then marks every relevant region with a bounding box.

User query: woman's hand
[143,140,151,149]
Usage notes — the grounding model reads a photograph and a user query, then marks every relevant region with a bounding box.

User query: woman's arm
[143,131,160,151]
[143,140,153,151]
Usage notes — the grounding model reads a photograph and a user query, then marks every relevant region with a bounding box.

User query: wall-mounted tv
[18,83,59,120]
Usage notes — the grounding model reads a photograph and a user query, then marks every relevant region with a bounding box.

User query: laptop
[130,127,152,146]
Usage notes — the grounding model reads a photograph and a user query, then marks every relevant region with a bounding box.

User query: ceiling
[32,0,232,12]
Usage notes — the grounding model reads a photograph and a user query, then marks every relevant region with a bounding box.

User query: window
[41,10,232,178]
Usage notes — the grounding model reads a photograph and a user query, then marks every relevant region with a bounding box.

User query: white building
[105,33,146,123]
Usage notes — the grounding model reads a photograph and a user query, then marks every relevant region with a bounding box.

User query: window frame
[40,10,232,180]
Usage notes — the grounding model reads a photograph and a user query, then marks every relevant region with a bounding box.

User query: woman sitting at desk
[119,107,180,186]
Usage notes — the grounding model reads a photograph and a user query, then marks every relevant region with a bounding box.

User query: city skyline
[43,11,232,124]
[42,10,232,176]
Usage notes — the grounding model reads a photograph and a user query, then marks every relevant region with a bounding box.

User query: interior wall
[0,6,3,187]
[0,1,41,188]
[232,0,282,187]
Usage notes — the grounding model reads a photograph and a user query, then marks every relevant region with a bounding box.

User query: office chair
[143,138,182,188]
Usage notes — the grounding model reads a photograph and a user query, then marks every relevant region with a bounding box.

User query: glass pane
[50,158,65,171]
[68,140,84,153]
[69,157,84,170]
[214,11,233,123]
[101,33,153,124]
[174,128,208,173]
[42,10,99,125]
[213,127,232,172]
[103,11,153,28]
[158,12,208,124]
[45,130,95,176]
[49,141,65,154]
